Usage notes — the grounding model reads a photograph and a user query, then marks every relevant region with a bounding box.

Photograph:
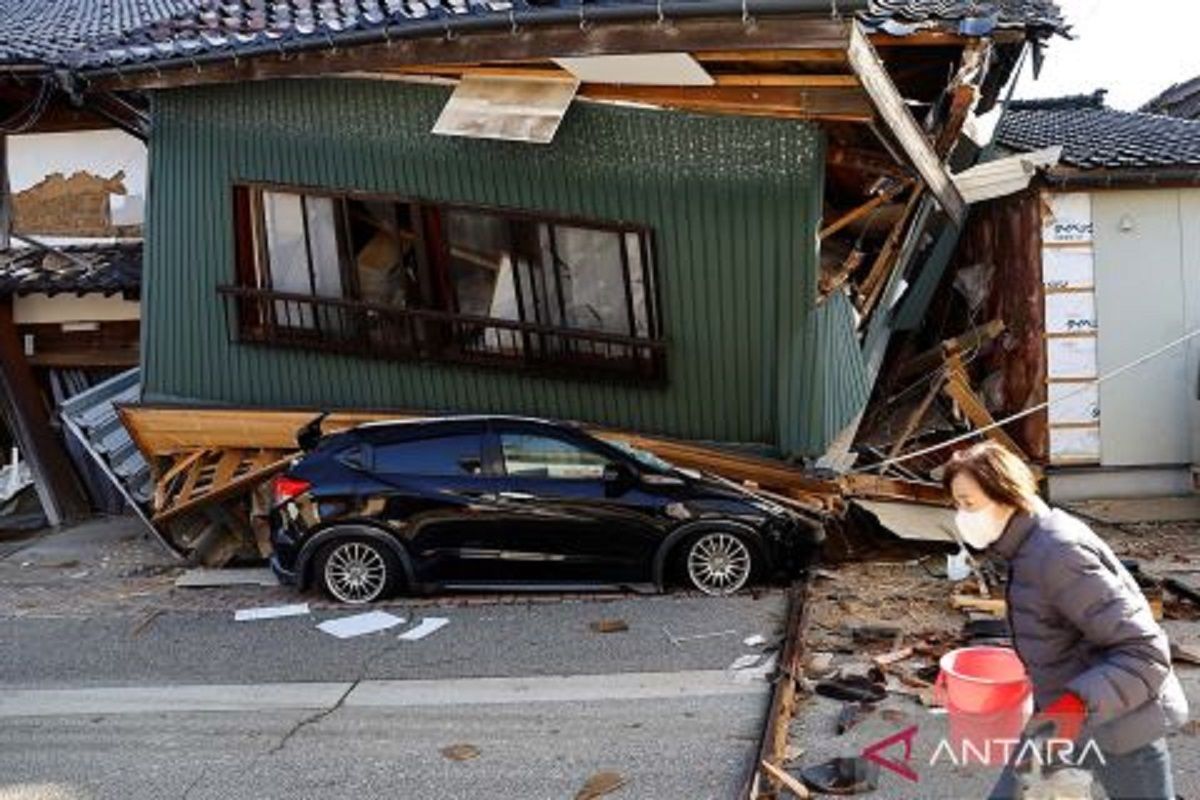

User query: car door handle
[498,491,536,501]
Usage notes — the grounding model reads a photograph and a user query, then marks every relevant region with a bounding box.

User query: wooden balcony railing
[217,285,666,382]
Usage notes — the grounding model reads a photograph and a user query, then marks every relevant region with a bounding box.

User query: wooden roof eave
[82,14,965,220]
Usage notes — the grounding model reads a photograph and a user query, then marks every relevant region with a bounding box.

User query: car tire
[314,536,403,604]
[679,529,757,596]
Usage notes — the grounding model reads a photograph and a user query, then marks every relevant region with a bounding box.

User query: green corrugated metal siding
[143,78,867,457]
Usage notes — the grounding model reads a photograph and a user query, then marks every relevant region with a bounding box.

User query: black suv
[269,415,822,603]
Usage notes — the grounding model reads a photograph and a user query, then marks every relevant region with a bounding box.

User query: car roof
[347,414,583,438]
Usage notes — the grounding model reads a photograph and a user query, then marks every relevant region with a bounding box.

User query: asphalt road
[0,588,786,799]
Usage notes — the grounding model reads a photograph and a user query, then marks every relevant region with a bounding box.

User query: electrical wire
[854,325,1200,474]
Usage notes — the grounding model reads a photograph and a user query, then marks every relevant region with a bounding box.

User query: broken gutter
[77,0,871,81]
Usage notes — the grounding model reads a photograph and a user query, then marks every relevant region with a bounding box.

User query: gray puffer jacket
[990,507,1189,754]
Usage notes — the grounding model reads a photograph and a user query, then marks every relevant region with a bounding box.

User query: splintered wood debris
[574,771,627,800]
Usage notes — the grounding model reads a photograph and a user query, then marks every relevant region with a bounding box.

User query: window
[372,435,483,477]
[500,434,612,480]
[222,186,664,380]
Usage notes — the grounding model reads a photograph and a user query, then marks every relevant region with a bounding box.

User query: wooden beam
[0,135,7,250]
[693,47,848,64]
[88,16,852,92]
[819,179,911,240]
[579,83,873,121]
[894,319,1006,382]
[826,145,911,179]
[855,186,923,315]
[840,473,951,506]
[0,300,90,524]
[845,23,966,226]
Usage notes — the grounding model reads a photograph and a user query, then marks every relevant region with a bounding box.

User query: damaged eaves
[0,242,141,298]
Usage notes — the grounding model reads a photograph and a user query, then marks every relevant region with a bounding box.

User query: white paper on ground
[742,634,767,647]
[732,653,779,684]
[398,617,450,641]
[234,603,311,622]
[727,654,762,672]
[317,611,405,639]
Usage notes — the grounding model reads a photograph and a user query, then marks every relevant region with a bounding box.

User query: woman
[943,442,1188,800]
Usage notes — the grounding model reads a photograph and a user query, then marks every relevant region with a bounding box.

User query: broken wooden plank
[855,186,924,317]
[942,352,1035,467]
[840,473,951,506]
[154,452,294,526]
[846,23,966,226]
[894,319,1006,383]
[885,373,947,462]
[760,760,811,799]
[819,180,911,241]
[951,595,1007,615]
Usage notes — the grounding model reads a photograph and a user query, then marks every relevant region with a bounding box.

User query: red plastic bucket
[937,646,1031,714]
[937,647,1033,766]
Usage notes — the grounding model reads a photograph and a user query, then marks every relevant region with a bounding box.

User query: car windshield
[605,439,677,474]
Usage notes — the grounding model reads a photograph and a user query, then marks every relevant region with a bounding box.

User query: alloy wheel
[323,541,389,604]
[686,532,752,596]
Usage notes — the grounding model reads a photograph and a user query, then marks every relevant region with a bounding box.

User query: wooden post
[0,298,90,525]
[0,134,10,251]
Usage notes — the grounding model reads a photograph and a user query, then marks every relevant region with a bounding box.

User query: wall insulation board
[1041,191,1100,464]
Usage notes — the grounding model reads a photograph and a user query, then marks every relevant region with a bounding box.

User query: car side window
[372,434,483,476]
[500,433,611,480]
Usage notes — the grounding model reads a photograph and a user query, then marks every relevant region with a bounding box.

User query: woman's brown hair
[942,441,1040,513]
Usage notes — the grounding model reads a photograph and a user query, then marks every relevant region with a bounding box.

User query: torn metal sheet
[853,498,958,543]
[553,53,714,87]
[432,74,579,145]
[952,146,1062,204]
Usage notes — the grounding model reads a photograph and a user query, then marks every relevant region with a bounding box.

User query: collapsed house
[854,90,1200,502]
[0,0,1067,557]
[0,114,147,526]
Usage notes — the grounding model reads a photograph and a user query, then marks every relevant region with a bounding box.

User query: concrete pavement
[0,519,788,799]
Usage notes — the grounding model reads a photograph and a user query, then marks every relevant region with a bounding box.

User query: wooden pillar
[0,134,9,251]
[0,298,90,525]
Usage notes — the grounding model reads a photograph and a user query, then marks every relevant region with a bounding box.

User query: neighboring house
[0,119,147,523]
[948,91,1200,499]
[1142,77,1200,120]
[0,0,1065,548]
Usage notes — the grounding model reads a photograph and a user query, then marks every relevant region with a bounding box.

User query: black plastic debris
[801,756,881,795]
[815,675,887,704]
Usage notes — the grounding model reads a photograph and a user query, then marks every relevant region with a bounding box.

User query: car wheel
[683,530,755,596]
[315,537,401,604]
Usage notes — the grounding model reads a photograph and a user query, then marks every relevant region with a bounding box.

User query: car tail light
[273,475,311,506]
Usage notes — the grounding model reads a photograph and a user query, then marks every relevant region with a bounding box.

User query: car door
[493,424,665,585]
[356,424,512,585]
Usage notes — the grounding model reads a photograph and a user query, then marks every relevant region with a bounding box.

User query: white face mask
[955,504,1012,551]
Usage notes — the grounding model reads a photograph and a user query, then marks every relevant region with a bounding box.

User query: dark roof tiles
[1,0,1065,69]
[997,94,1200,171]
[0,242,142,296]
